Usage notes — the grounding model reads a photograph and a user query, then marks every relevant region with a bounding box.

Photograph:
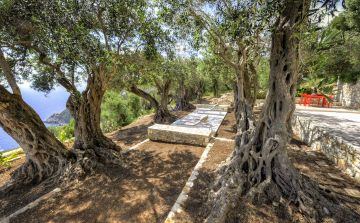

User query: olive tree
[204,0,358,222]
[161,0,272,133]
[0,48,72,192]
[0,0,149,189]
[119,53,178,123]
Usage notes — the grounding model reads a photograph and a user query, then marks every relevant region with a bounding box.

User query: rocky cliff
[45,109,71,125]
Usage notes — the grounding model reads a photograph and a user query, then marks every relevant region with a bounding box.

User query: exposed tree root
[0,145,123,196]
[205,130,359,223]
[58,145,124,184]
[154,108,176,124]
[234,100,255,135]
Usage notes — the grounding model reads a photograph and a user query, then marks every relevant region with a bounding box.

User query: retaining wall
[292,115,360,182]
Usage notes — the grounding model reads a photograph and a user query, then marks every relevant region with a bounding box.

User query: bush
[49,119,75,142]
[0,150,24,168]
[101,91,132,132]
[296,87,312,97]
[127,93,143,118]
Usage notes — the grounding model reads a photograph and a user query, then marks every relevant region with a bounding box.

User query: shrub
[48,119,75,142]
[101,91,132,132]
[0,150,24,168]
[127,93,142,118]
[296,87,312,97]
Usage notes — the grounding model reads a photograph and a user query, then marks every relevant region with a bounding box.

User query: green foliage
[302,8,360,90]
[101,91,132,133]
[49,120,75,142]
[257,57,270,91]
[0,151,7,167]
[347,0,360,31]
[0,150,24,168]
[101,91,149,132]
[198,54,234,97]
[128,93,143,118]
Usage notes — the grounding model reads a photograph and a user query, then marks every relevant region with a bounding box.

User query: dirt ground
[216,112,237,139]
[9,141,204,223]
[0,157,25,188]
[2,96,360,223]
[172,139,235,223]
[174,137,360,223]
[0,112,189,218]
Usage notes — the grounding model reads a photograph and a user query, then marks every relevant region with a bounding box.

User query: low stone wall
[292,115,360,182]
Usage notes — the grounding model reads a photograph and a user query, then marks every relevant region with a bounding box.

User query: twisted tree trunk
[0,86,72,192]
[176,79,195,111]
[129,81,175,124]
[234,61,256,135]
[211,77,220,98]
[176,89,196,111]
[66,67,121,168]
[205,1,354,222]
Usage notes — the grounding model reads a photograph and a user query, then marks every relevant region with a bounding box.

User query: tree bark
[205,1,354,222]
[175,79,195,111]
[129,81,175,124]
[0,48,21,96]
[234,60,256,135]
[66,67,119,152]
[211,77,220,98]
[0,86,72,191]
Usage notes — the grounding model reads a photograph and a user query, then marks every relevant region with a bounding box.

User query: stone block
[148,124,212,146]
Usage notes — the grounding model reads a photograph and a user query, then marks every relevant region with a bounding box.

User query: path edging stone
[164,142,215,223]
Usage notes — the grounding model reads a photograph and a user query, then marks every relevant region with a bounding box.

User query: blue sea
[0,84,70,152]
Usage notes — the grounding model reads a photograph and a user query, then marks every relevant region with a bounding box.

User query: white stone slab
[148,124,212,146]
[148,104,228,146]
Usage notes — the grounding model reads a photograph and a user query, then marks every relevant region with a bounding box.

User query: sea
[0,83,70,152]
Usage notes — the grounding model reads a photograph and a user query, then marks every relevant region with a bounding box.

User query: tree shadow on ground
[9,143,203,223]
[288,140,360,216]
[112,124,153,146]
[179,138,360,223]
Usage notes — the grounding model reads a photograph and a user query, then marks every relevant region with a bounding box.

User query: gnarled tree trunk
[0,86,72,191]
[211,77,220,98]
[234,61,256,135]
[129,81,175,124]
[205,1,355,222]
[176,89,196,111]
[176,80,195,111]
[66,67,121,168]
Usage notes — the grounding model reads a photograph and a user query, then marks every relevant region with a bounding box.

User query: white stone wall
[292,115,360,182]
[339,80,360,109]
